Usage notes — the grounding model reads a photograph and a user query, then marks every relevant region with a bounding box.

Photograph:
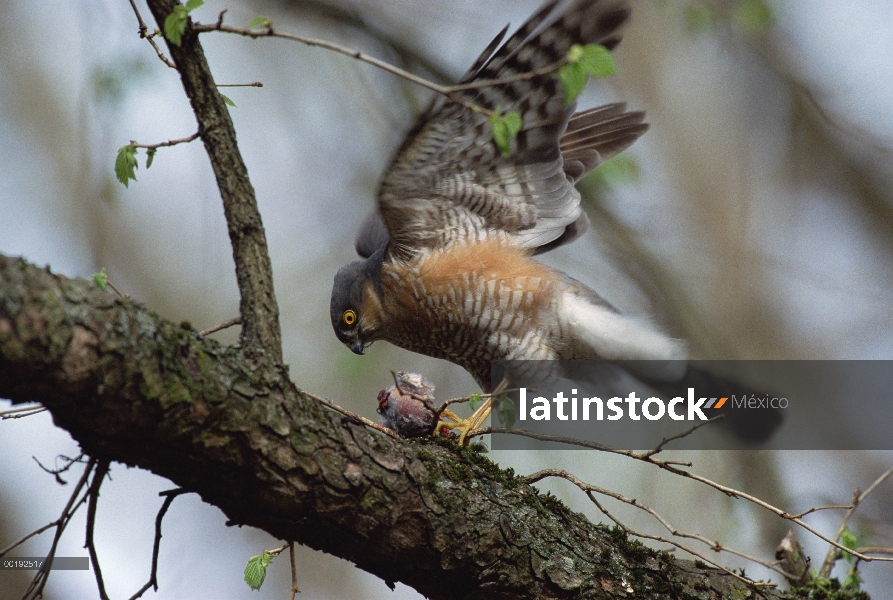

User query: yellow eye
[342,310,356,325]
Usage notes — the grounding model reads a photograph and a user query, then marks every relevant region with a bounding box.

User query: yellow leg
[437,399,492,446]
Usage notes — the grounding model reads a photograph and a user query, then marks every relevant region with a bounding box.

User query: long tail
[560,286,688,363]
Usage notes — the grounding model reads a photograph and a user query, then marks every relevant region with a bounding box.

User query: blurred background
[1,0,892,597]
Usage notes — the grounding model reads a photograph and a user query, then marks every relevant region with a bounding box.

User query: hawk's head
[330,246,386,355]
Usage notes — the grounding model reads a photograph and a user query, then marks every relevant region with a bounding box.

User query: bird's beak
[350,340,365,355]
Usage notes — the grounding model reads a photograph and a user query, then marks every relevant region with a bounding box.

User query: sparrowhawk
[331,0,685,395]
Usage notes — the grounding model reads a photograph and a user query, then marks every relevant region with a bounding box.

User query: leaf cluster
[163,0,204,47]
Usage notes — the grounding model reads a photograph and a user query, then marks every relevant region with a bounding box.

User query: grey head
[330,244,386,355]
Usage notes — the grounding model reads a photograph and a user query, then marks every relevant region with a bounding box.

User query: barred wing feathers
[377,0,636,260]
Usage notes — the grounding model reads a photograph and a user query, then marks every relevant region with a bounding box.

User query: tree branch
[144,0,282,362]
[0,254,784,599]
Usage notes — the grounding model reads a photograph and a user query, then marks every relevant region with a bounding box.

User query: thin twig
[303,391,399,439]
[789,504,854,519]
[127,0,176,68]
[32,453,87,485]
[523,468,798,582]
[479,426,892,564]
[106,281,131,300]
[857,546,893,556]
[643,414,724,457]
[217,82,263,88]
[129,131,201,151]
[85,459,112,600]
[19,457,97,600]
[127,488,189,600]
[199,317,241,337]
[0,404,47,419]
[192,16,570,118]
[818,465,893,577]
[586,492,775,588]
[288,542,300,597]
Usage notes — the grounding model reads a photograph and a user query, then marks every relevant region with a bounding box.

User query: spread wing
[372,0,645,261]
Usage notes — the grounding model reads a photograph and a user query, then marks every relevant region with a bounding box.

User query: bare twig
[523,468,796,584]
[129,131,201,151]
[858,546,893,556]
[127,488,189,600]
[191,16,568,118]
[643,414,724,457]
[304,391,399,439]
[106,280,131,300]
[818,465,893,577]
[85,459,112,600]
[288,542,300,598]
[33,453,88,484]
[0,404,47,420]
[18,457,97,600]
[216,82,263,88]
[789,504,853,519]
[127,0,176,68]
[586,491,775,588]
[199,317,241,337]
[478,426,893,564]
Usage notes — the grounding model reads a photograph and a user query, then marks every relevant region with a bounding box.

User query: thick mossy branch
[0,255,792,599]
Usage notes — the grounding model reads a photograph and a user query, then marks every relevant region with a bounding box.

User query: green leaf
[578,44,616,78]
[733,0,773,33]
[468,393,481,411]
[488,110,522,158]
[497,395,515,431]
[164,6,189,47]
[92,268,108,291]
[184,0,204,11]
[843,566,863,591]
[559,44,615,103]
[145,147,157,169]
[220,93,237,108]
[566,44,585,63]
[249,16,271,28]
[243,551,275,591]
[558,63,588,104]
[579,153,641,194]
[841,527,858,563]
[115,145,138,187]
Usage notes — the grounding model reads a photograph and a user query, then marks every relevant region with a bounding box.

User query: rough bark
[0,255,782,599]
[145,0,282,361]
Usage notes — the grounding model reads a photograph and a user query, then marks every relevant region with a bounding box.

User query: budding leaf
[488,111,522,158]
[146,147,157,169]
[249,16,271,28]
[220,93,237,108]
[92,268,108,291]
[558,63,588,104]
[184,0,204,11]
[841,527,858,564]
[497,395,515,431]
[558,44,616,104]
[115,145,138,187]
[243,551,275,591]
[468,393,481,411]
[579,44,616,77]
[843,567,863,591]
[164,6,189,47]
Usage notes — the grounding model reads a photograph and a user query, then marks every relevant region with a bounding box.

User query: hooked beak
[350,340,366,355]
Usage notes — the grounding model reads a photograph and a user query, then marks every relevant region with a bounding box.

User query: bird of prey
[331,0,687,439]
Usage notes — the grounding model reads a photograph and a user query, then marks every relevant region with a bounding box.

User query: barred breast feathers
[414,239,559,296]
